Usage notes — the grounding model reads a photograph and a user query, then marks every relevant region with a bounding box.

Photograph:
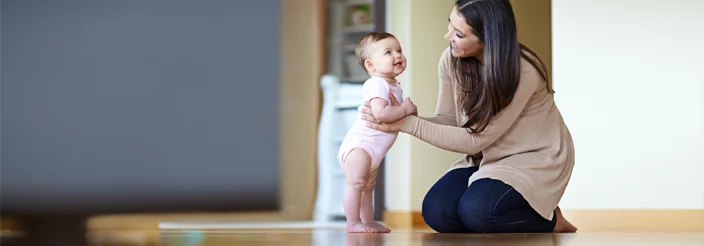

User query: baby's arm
[370,97,414,123]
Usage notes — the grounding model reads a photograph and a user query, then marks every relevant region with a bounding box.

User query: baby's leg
[360,169,391,233]
[342,148,378,233]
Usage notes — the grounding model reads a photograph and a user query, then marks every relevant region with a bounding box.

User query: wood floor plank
[4,226,703,245]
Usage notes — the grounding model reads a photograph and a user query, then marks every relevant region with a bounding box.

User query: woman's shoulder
[519,50,548,76]
[519,51,548,93]
[439,46,453,65]
[438,46,454,77]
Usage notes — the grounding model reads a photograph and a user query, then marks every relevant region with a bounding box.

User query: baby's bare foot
[347,221,378,233]
[553,206,577,233]
[364,221,391,233]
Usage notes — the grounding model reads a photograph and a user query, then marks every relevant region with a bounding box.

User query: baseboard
[384,209,704,232]
[383,211,427,229]
[0,216,25,231]
[560,209,704,232]
[87,211,285,231]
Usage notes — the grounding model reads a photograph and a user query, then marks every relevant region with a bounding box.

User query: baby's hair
[355,32,397,73]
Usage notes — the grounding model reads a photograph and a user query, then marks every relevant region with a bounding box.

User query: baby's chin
[391,67,406,75]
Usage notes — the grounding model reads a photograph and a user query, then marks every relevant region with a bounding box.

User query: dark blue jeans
[421,167,556,233]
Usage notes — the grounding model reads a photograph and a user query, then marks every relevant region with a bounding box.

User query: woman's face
[445,7,484,59]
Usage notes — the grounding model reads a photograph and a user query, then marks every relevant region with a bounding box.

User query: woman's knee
[457,195,499,233]
[420,167,480,233]
[421,191,464,232]
[456,178,513,233]
[421,193,452,230]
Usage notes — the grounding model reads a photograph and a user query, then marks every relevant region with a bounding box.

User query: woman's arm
[400,70,540,155]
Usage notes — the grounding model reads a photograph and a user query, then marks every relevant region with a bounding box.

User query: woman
[360,0,578,233]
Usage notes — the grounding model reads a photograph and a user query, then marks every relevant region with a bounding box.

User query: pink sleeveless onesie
[338,76,404,171]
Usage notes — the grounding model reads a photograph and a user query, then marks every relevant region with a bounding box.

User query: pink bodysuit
[338,76,404,171]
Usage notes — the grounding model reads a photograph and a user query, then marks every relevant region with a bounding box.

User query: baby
[338,32,416,233]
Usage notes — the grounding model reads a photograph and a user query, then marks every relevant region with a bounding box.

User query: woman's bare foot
[552,206,577,233]
[364,221,391,233]
[347,221,379,233]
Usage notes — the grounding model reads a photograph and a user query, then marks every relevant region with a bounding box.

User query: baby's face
[366,38,406,78]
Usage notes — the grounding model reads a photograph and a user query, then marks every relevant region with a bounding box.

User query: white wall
[553,0,704,209]
[385,0,413,212]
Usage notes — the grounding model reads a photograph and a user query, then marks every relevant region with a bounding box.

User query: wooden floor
[4,229,703,246]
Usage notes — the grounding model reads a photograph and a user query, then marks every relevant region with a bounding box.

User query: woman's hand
[358,91,409,133]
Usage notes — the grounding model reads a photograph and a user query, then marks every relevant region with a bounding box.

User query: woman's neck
[476,52,484,64]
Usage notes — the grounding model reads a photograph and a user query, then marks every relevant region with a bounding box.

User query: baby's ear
[364,60,373,72]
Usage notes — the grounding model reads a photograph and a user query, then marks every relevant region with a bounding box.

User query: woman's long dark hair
[453,0,552,133]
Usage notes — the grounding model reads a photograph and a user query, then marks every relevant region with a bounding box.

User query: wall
[553,0,704,209]
[385,0,459,213]
[511,0,551,77]
[278,0,323,219]
[385,0,553,213]
[1,0,283,214]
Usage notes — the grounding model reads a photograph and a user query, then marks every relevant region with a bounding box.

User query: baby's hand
[402,97,416,115]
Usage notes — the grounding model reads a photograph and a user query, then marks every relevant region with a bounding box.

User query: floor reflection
[3,228,702,246]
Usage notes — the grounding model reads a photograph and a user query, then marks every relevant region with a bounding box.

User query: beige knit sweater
[401,47,575,220]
